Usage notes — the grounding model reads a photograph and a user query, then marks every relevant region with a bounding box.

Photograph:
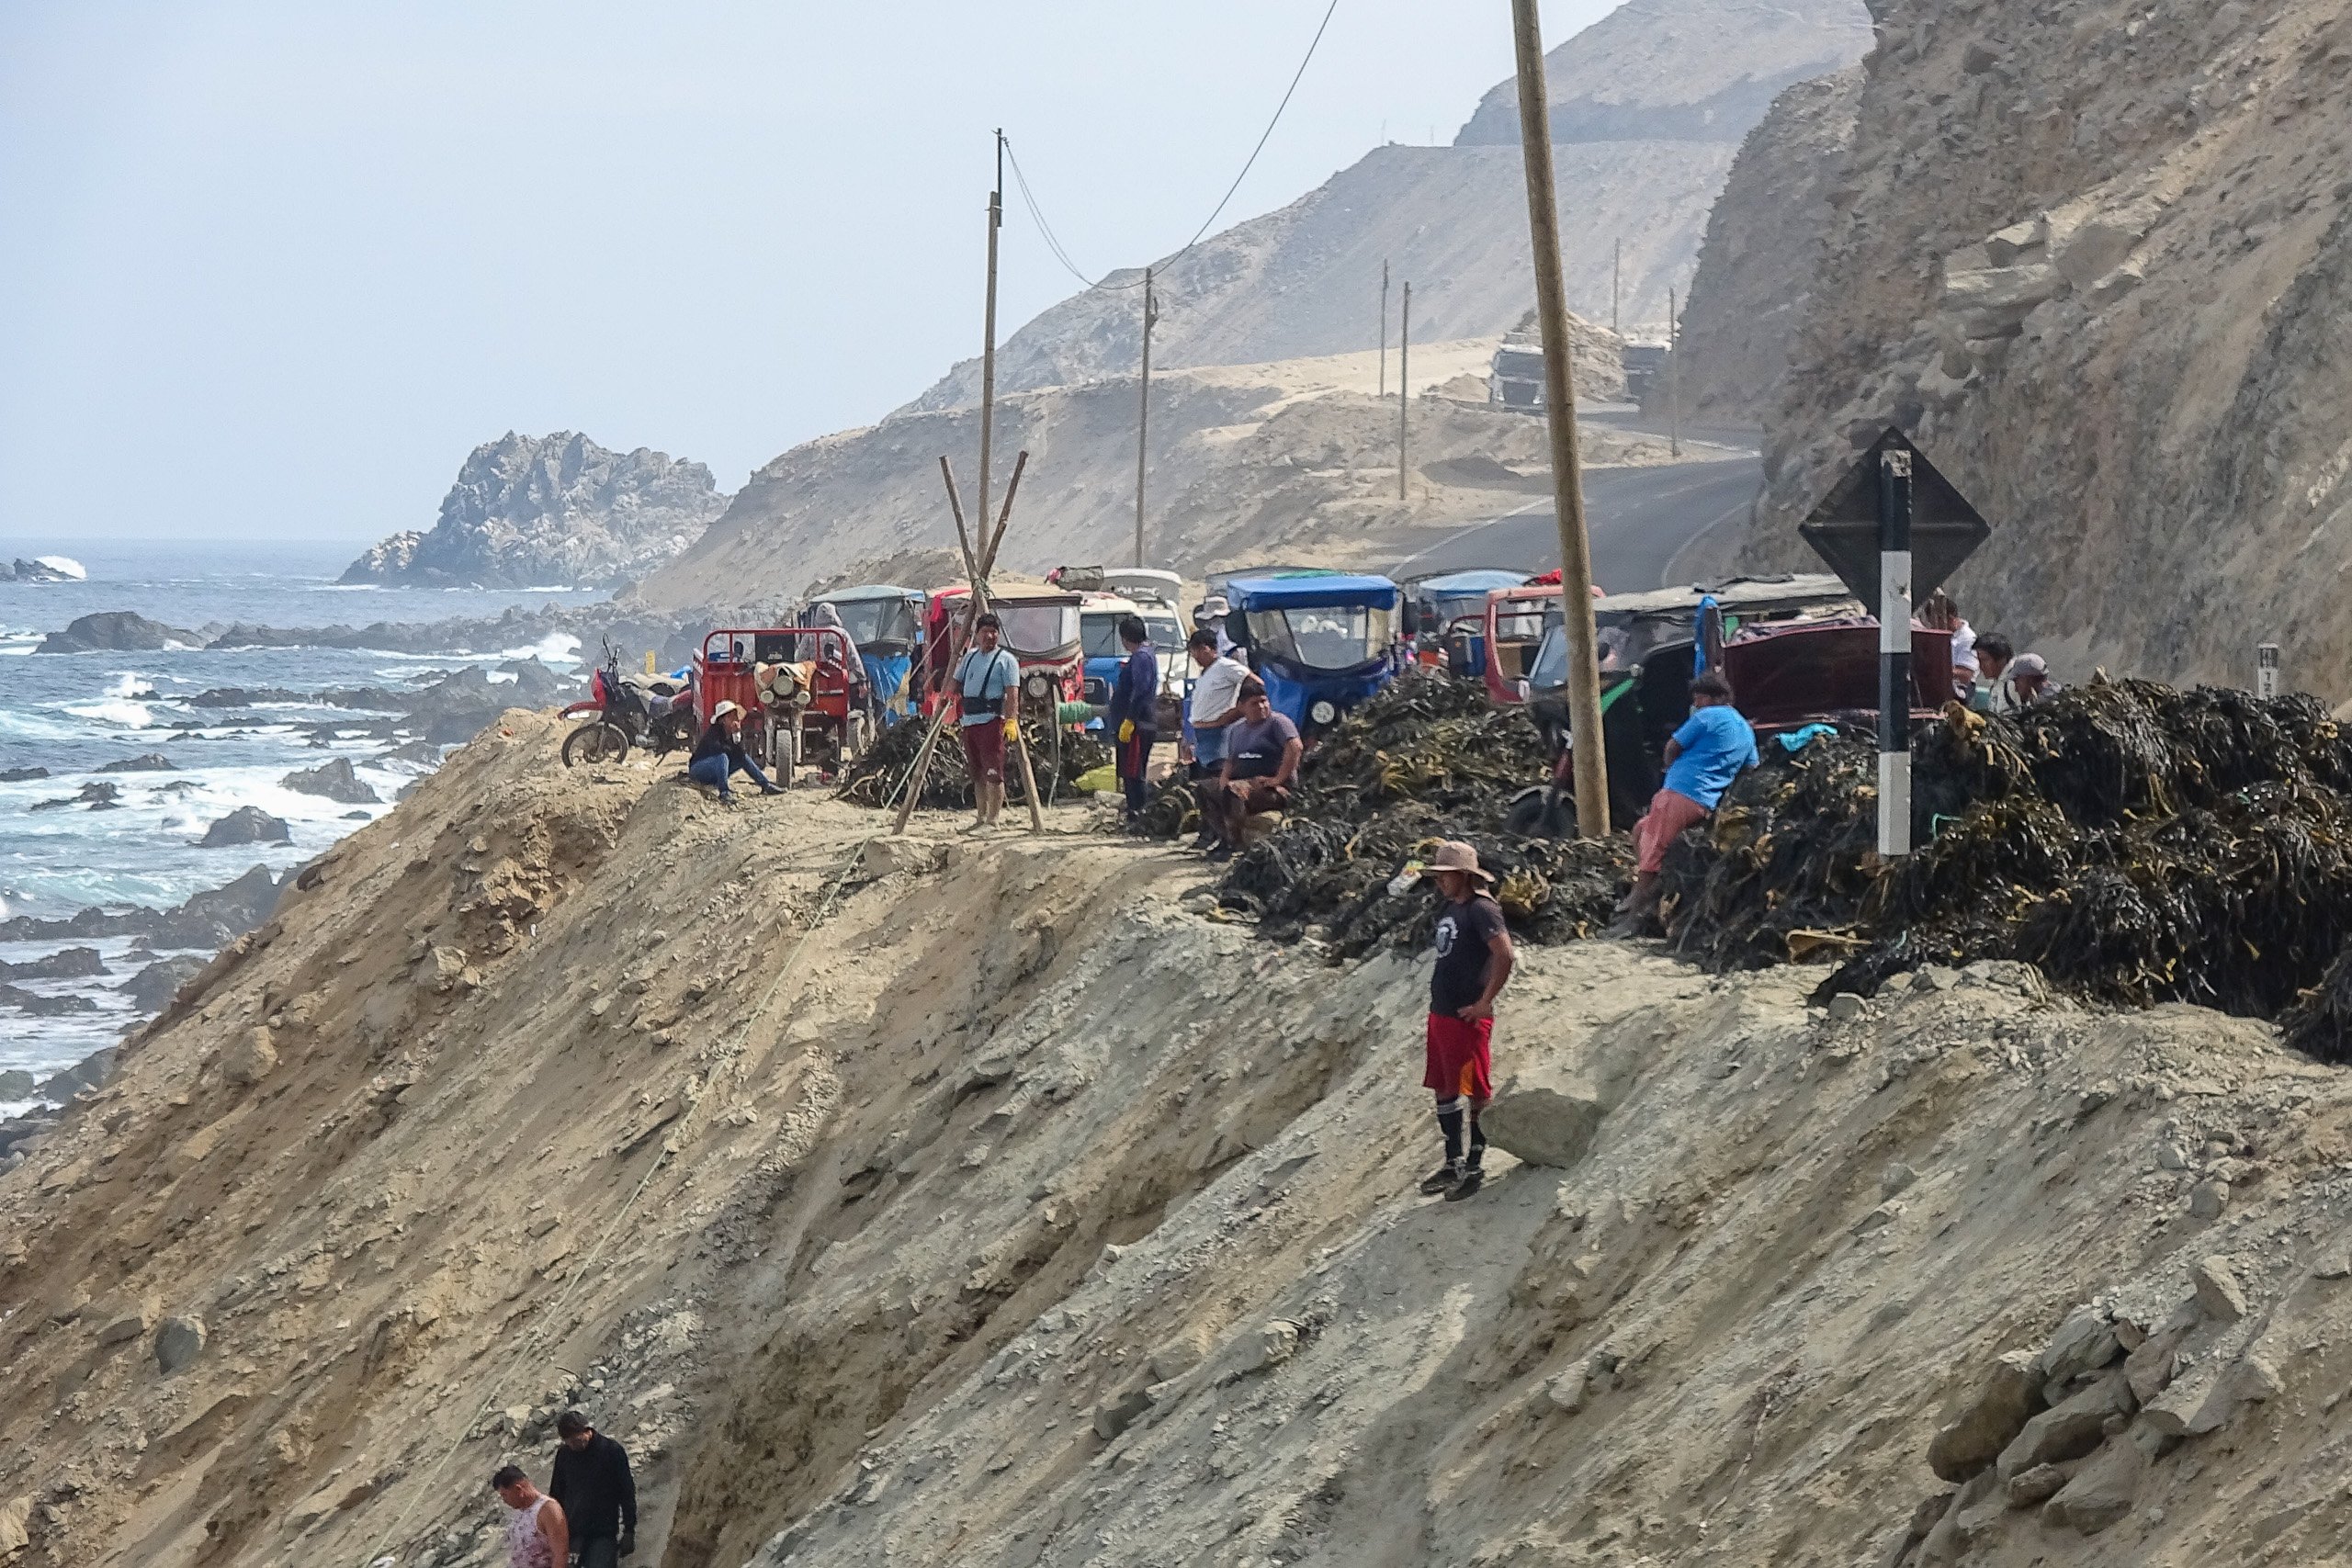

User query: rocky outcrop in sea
[340,431,729,590]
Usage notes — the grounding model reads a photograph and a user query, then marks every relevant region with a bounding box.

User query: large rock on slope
[341,432,728,589]
[1663,66,1863,424]
[1737,0,2352,696]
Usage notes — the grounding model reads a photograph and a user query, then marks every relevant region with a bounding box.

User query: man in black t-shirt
[1420,840,1515,1201]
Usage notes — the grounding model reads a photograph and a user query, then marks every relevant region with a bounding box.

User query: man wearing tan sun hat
[1418,840,1515,1201]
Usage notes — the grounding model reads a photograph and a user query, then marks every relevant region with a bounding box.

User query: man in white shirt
[1182,629,1250,784]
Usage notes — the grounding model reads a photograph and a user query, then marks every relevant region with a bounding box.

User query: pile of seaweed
[838,718,1111,811]
[1659,680,2352,1045]
[1153,669,1633,957]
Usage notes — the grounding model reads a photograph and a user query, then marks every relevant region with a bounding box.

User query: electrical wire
[999,0,1345,296]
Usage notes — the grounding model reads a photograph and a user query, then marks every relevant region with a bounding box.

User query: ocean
[0,537,604,1105]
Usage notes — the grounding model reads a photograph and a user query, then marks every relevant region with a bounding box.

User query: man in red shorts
[953,612,1022,831]
[1419,840,1515,1201]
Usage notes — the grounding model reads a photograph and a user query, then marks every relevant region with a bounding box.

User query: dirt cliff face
[8,716,2352,1565]
[1669,65,1864,424]
[1739,0,2352,695]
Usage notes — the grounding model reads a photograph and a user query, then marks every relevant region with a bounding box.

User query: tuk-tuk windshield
[998,603,1080,658]
[1080,612,1127,659]
[1143,612,1184,659]
[826,596,922,651]
[1493,599,1560,646]
[1249,604,1393,671]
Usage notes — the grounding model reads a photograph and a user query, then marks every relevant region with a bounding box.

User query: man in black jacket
[548,1410,637,1565]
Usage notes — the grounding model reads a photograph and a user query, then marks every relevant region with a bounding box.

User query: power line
[997,0,1345,296]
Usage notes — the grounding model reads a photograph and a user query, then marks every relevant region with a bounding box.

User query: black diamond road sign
[1798,427,1992,605]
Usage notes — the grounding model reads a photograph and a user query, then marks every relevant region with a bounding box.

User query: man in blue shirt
[1102,615,1159,828]
[1618,671,1756,931]
[954,613,1023,831]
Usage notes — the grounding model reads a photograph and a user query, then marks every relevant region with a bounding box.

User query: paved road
[1396,449,1765,593]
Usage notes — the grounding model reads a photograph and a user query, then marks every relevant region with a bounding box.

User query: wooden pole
[1396,281,1411,501]
[1135,268,1155,569]
[1510,0,1610,836]
[978,131,1003,543]
[1611,238,1621,336]
[1668,284,1682,458]
[1378,260,1389,399]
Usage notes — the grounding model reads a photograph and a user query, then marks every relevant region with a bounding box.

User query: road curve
[1395,451,1765,593]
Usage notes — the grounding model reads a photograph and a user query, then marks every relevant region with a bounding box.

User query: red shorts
[1634,787,1711,874]
[1424,1013,1494,1100]
[960,720,1005,783]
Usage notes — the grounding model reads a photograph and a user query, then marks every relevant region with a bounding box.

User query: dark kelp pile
[838,718,1110,810]
[1659,680,2352,1049]
[1150,669,1633,957]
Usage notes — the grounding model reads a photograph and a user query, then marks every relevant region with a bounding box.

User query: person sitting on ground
[1972,633,2016,713]
[1198,677,1301,861]
[548,1410,637,1568]
[1102,614,1160,829]
[2008,651,2056,706]
[492,1465,568,1568]
[1181,627,1251,790]
[686,701,782,804]
[1418,840,1515,1202]
[1617,671,1757,931]
[954,612,1023,831]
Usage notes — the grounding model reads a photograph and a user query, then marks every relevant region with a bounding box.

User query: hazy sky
[0,2,1621,546]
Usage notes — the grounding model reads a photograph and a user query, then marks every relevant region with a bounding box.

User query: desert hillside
[1728,0,2352,696]
[5,717,2352,1566]
[909,0,1872,413]
[630,337,1672,613]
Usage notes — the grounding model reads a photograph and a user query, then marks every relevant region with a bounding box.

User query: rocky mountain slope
[4,716,2350,1567]
[1731,0,2352,695]
[1668,64,1864,424]
[342,432,727,590]
[630,339,1672,613]
[910,0,1871,413]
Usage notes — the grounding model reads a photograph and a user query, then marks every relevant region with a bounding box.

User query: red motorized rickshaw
[695,626,865,785]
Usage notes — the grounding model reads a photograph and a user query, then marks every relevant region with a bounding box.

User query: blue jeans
[688,751,775,799]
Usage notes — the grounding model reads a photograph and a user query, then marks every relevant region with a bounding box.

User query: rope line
[998,0,1345,296]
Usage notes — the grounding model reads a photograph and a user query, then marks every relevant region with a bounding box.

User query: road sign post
[1876,450,1913,857]
[1800,427,1992,861]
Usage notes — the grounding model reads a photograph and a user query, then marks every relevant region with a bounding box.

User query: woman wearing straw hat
[1420,840,1515,1201]
[686,701,784,805]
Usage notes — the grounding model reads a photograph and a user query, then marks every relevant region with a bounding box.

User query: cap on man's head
[2013,653,2048,676]
[1429,840,1496,884]
[711,700,741,720]
[556,1410,591,1438]
[492,1464,528,1491]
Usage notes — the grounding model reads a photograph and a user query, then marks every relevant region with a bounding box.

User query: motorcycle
[561,644,697,767]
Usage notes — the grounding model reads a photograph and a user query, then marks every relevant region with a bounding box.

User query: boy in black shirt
[1420,840,1515,1200]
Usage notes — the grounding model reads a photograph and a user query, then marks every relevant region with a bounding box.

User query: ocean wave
[62,699,156,728]
[503,631,582,665]
[104,671,157,700]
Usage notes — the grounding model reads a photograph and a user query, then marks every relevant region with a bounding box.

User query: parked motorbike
[561,644,696,767]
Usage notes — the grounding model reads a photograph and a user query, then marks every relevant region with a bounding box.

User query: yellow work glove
[1003,716,1021,743]
[1118,718,1136,742]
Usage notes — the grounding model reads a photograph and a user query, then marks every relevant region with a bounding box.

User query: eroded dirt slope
[8,714,2352,1568]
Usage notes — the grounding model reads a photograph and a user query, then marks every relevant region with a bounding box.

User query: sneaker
[1204,844,1234,864]
[1443,1168,1486,1201]
[1418,1163,1464,1195]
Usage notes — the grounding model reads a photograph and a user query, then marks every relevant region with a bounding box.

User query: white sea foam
[32,555,87,581]
[503,631,582,666]
[104,671,156,700]
[63,699,155,728]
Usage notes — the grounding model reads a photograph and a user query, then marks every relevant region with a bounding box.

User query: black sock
[1466,1114,1487,1171]
[1437,1100,1464,1167]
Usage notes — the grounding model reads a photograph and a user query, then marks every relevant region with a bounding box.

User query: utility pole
[1135,266,1156,569]
[978,130,1003,545]
[1509,0,1610,837]
[1378,261,1390,399]
[1396,281,1411,501]
[1668,284,1682,458]
[1611,239,1621,336]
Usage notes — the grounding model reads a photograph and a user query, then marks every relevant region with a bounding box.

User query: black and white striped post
[1877,447,1914,858]
[2257,643,2280,700]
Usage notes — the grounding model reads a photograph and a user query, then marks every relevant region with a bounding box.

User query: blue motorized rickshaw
[806,584,927,726]
[1223,573,1402,741]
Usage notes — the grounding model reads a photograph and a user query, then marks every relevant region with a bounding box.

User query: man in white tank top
[492,1464,569,1568]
